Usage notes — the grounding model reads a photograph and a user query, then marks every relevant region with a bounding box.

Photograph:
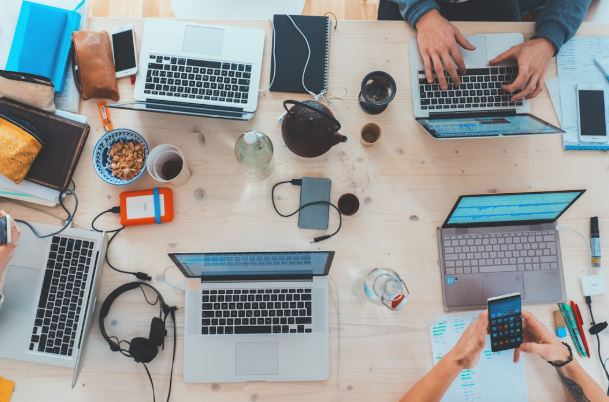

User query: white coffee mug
[146,144,191,186]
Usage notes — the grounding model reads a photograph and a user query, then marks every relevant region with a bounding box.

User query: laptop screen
[169,251,334,279]
[417,114,562,139]
[444,190,585,227]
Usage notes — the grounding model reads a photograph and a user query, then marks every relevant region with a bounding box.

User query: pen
[559,303,587,357]
[595,57,609,84]
[570,301,591,358]
[591,217,601,268]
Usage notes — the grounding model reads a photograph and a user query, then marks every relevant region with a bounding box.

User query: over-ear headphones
[99,282,178,402]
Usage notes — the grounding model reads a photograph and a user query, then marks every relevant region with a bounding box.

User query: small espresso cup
[360,123,382,146]
[147,144,191,185]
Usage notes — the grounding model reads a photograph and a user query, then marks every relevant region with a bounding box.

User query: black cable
[142,362,156,402]
[271,180,342,243]
[15,180,78,238]
[585,296,609,395]
[91,207,151,281]
[164,308,177,402]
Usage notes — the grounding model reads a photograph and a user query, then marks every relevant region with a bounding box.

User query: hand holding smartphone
[488,292,522,352]
[0,215,12,246]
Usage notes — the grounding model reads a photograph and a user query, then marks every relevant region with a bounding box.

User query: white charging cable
[556,224,593,274]
[159,266,185,291]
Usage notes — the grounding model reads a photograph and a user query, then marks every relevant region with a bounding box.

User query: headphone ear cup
[129,337,158,363]
[149,317,167,348]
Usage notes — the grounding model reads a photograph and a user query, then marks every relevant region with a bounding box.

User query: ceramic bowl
[92,129,149,186]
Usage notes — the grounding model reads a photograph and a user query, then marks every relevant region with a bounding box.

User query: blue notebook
[6,1,83,93]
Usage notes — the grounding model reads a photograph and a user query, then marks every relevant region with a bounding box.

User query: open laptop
[0,222,107,386]
[168,251,334,383]
[437,190,585,311]
[409,33,563,139]
[109,20,265,120]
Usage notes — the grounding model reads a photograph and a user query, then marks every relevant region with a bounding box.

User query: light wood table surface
[1,18,609,402]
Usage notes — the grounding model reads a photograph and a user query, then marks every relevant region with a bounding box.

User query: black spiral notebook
[270,15,331,94]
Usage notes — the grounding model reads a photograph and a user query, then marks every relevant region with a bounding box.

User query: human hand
[0,210,20,277]
[489,37,555,101]
[513,310,571,364]
[446,312,488,369]
[415,9,475,90]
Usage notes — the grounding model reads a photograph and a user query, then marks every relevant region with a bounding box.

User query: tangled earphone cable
[271,179,342,243]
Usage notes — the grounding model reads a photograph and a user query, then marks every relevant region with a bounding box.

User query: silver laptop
[438,190,585,311]
[0,222,107,386]
[168,251,334,383]
[109,20,265,120]
[409,33,563,139]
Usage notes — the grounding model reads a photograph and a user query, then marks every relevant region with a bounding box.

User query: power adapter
[581,273,607,297]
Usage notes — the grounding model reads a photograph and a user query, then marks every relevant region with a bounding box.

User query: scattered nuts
[108,141,145,181]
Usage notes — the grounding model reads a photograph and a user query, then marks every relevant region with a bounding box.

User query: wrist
[444,350,467,371]
[415,9,442,30]
[530,37,556,56]
[548,342,574,368]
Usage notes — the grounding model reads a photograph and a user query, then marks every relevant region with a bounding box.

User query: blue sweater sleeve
[533,0,591,52]
[388,0,440,26]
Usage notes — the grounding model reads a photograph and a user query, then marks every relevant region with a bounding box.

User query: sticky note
[0,376,15,402]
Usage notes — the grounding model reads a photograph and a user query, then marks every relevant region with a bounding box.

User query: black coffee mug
[358,71,397,115]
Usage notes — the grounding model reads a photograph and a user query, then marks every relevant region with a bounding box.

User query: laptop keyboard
[201,288,313,335]
[145,54,252,104]
[418,67,523,111]
[29,236,94,356]
[442,230,559,275]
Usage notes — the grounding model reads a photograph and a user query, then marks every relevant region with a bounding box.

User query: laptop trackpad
[183,25,224,56]
[482,273,523,300]
[463,35,488,67]
[4,266,40,313]
[235,342,278,376]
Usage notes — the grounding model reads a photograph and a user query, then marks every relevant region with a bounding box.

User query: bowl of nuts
[92,129,149,186]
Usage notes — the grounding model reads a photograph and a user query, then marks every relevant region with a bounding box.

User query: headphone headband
[99,282,171,354]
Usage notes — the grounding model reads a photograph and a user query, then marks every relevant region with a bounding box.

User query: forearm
[557,360,609,402]
[388,0,439,26]
[400,353,462,402]
[534,0,591,53]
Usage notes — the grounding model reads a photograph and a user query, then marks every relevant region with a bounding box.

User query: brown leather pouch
[72,31,119,101]
[0,110,44,184]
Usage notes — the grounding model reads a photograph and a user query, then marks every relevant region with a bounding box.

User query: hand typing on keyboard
[489,37,556,102]
[415,9,475,90]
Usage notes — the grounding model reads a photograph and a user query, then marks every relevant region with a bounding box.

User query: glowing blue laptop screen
[418,115,561,138]
[446,191,583,225]
[171,252,332,278]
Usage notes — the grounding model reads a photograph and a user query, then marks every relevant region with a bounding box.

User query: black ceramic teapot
[281,100,347,158]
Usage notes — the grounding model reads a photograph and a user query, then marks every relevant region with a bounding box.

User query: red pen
[571,301,591,358]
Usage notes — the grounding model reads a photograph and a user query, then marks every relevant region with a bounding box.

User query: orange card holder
[119,187,174,227]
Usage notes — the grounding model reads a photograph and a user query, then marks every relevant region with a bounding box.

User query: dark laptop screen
[169,251,334,279]
[417,114,562,139]
[444,191,584,227]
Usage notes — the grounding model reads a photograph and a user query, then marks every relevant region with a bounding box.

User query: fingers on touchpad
[235,342,278,376]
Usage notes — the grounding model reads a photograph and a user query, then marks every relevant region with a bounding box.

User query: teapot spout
[337,134,348,143]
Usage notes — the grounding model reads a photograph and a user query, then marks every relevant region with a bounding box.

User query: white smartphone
[110,25,138,78]
[577,84,609,143]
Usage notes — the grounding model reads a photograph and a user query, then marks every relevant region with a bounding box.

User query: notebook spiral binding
[322,18,331,94]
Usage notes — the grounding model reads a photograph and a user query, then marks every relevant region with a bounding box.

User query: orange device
[119,188,174,226]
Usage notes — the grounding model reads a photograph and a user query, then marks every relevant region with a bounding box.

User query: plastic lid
[244,131,258,145]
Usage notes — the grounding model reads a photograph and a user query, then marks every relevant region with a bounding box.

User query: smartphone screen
[579,90,607,137]
[112,30,136,73]
[488,293,522,352]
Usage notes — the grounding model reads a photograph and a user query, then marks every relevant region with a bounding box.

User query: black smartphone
[488,292,522,352]
[298,177,331,230]
[0,215,12,245]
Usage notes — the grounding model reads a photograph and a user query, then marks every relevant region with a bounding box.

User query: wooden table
[1,18,609,402]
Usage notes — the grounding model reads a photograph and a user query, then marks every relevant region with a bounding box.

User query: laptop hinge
[200,276,314,283]
[429,109,517,119]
